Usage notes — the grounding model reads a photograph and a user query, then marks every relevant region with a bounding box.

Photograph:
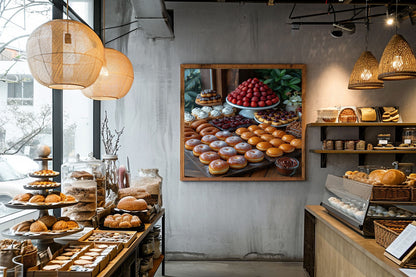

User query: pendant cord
[395,0,398,34]
[365,0,369,51]
[103,0,105,43]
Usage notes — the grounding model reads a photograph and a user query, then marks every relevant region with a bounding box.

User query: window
[7,76,34,106]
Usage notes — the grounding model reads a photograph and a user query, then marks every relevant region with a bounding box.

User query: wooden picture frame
[180,64,306,181]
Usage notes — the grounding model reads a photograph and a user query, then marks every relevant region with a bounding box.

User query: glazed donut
[201,135,219,145]
[234,142,252,154]
[215,130,233,141]
[266,147,283,158]
[199,151,221,165]
[185,139,202,150]
[256,141,273,151]
[248,125,260,132]
[248,136,264,146]
[260,134,275,142]
[240,131,256,141]
[196,123,213,133]
[279,143,295,153]
[227,155,248,169]
[193,144,211,156]
[272,130,287,138]
[184,132,201,142]
[184,127,194,133]
[225,136,243,147]
[208,159,229,175]
[254,129,267,136]
[209,140,228,152]
[218,146,237,160]
[269,138,284,148]
[191,119,208,129]
[282,134,296,143]
[290,139,302,149]
[235,127,249,136]
[265,126,277,134]
[258,123,270,129]
[244,149,265,163]
[200,127,220,136]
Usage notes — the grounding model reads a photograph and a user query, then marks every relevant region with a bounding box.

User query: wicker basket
[371,186,411,201]
[374,220,414,248]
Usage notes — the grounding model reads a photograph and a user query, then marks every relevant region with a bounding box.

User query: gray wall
[103,2,416,261]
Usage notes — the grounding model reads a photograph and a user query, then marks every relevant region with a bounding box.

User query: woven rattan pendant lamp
[82,48,134,100]
[81,0,134,100]
[348,1,383,90]
[26,1,104,89]
[378,34,416,80]
[378,0,416,81]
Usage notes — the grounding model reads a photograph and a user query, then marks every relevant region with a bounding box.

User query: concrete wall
[103,2,416,261]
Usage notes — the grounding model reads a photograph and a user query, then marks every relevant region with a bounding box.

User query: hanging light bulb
[378,0,416,81]
[81,48,134,100]
[348,0,383,90]
[378,34,416,81]
[26,19,104,89]
[349,51,384,90]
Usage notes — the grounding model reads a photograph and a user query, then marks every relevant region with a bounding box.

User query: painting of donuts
[181,64,306,181]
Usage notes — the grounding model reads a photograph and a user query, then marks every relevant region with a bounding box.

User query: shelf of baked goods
[311,150,416,154]
[308,123,416,127]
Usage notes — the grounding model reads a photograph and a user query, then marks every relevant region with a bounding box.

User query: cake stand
[3,154,83,252]
[225,98,280,119]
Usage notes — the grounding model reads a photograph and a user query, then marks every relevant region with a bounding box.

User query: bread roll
[52,220,68,231]
[30,221,48,232]
[38,215,57,228]
[381,169,406,186]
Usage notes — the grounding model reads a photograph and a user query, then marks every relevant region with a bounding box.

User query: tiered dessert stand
[2,150,83,252]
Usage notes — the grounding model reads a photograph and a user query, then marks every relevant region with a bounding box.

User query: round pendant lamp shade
[26,19,105,89]
[378,34,416,81]
[82,48,134,100]
[348,51,384,90]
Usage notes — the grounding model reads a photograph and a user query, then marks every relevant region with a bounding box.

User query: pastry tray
[24,183,61,190]
[78,229,137,248]
[5,200,78,210]
[99,222,145,232]
[113,208,155,223]
[253,116,293,128]
[2,225,84,239]
[29,172,60,178]
[184,149,273,177]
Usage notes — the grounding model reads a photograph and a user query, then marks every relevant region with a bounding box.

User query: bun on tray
[346,169,406,186]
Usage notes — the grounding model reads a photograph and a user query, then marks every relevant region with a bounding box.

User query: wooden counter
[304,205,406,277]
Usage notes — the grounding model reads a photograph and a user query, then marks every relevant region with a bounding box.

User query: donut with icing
[225,136,243,147]
[185,139,202,150]
[234,142,252,154]
[193,144,211,156]
[209,140,228,151]
[218,146,237,160]
[215,130,233,141]
[208,159,229,175]
[199,151,221,165]
[201,135,219,145]
[244,149,265,163]
[227,155,248,169]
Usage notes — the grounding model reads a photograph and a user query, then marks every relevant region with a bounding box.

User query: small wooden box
[79,229,137,248]
[371,186,411,201]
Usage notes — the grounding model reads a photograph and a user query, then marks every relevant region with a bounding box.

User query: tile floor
[154,261,308,277]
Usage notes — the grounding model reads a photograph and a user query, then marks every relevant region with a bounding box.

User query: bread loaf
[381,169,406,186]
[360,108,377,122]
[368,169,386,185]
[117,196,148,211]
[117,187,151,200]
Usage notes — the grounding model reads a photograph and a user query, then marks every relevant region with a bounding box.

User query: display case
[321,174,416,236]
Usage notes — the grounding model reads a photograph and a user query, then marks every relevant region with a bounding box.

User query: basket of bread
[344,169,416,201]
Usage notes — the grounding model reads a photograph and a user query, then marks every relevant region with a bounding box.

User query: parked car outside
[0,155,37,200]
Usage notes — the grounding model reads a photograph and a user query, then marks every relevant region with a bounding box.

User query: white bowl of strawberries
[226,77,280,109]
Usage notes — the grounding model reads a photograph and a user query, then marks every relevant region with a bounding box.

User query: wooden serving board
[184,149,273,178]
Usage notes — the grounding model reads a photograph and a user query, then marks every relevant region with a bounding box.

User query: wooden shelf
[370,201,416,205]
[311,150,416,154]
[308,122,416,127]
[148,255,165,277]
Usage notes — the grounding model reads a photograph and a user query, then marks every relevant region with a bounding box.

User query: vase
[103,154,119,205]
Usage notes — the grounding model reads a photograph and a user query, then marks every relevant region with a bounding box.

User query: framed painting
[181,64,306,181]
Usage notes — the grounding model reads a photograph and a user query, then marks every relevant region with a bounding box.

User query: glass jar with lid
[61,154,106,225]
[402,128,416,145]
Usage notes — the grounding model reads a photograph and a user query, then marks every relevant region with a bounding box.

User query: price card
[404,139,412,145]
[385,222,416,265]
[379,139,388,145]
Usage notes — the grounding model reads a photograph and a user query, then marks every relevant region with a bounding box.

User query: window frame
[51,0,101,178]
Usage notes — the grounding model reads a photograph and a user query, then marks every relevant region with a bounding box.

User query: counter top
[305,205,406,277]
